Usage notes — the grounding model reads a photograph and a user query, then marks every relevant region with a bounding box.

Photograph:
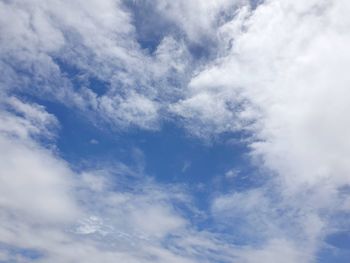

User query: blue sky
[1,0,350,262]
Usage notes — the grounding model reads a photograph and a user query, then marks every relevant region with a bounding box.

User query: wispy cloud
[0,98,241,262]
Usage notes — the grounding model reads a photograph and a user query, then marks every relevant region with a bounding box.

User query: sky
[1,0,350,262]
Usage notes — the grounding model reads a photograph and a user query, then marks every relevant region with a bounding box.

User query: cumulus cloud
[174,0,350,260]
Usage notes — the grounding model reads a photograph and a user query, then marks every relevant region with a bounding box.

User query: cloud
[0,99,178,262]
[0,99,77,225]
[174,0,350,260]
[0,0,201,131]
[236,239,312,263]
[0,97,241,263]
[0,96,59,140]
[2,0,350,262]
[153,0,245,43]
[0,0,252,131]
[225,168,239,179]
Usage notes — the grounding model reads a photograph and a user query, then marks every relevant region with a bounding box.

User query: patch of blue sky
[125,0,218,60]
[124,0,173,54]
[16,87,262,220]
[318,243,350,263]
[54,58,109,97]
[0,243,43,262]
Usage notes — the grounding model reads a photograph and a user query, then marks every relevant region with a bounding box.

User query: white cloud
[0,96,59,140]
[3,97,325,263]
[0,0,162,129]
[225,168,239,179]
[2,0,350,261]
[0,0,249,131]
[176,0,350,260]
[0,135,79,223]
[0,97,241,262]
[0,98,78,224]
[154,0,246,43]
[237,239,312,263]
[0,99,180,261]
